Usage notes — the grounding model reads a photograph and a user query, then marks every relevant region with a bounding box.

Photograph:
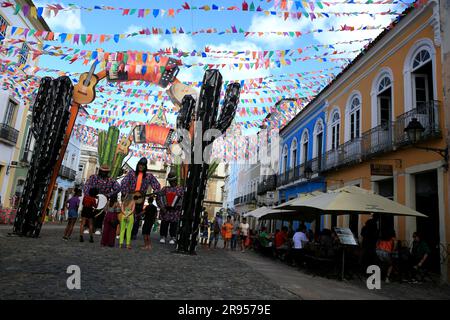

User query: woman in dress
[101,195,120,247]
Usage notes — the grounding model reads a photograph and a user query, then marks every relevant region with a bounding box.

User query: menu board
[334,227,358,246]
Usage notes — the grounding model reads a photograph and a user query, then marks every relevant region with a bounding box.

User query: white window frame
[3,99,18,126]
[300,130,309,164]
[403,39,437,113]
[290,138,298,169]
[330,112,340,150]
[313,119,324,158]
[349,96,361,140]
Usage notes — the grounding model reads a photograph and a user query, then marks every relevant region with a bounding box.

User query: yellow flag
[30,7,37,19]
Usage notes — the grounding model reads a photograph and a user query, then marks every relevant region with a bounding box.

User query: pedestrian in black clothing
[142,199,157,250]
[360,214,379,268]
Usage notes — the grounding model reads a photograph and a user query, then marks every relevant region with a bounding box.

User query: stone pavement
[1,225,450,300]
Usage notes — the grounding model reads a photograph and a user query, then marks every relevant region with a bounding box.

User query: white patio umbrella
[294,186,427,217]
[274,191,324,210]
[244,206,295,219]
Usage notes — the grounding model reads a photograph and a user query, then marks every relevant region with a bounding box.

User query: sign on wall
[370,164,393,176]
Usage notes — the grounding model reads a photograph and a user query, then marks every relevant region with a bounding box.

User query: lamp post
[404,118,448,171]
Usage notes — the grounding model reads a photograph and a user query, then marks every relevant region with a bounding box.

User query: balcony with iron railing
[276,101,442,182]
[257,175,277,195]
[0,123,19,145]
[277,157,322,188]
[59,165,77,181]
[394,100,441,147]
[361,122,394,159]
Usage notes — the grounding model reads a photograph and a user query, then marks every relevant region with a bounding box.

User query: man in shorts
[239,217,250,252]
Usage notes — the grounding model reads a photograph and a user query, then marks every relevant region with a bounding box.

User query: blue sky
[30,0,414,164]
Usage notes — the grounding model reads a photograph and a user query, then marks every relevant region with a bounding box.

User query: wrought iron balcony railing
[277,157,322,188]
[394,100,441,146]
[361,122,394,159]
[0,123,19,145]
[59,165,77,181]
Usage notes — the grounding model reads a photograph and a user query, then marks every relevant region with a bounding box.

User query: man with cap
[156,170,184,244]
[83,164,121,236]
[120,157,161,240]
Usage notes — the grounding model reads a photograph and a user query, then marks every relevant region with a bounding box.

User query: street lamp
[404,118,424,144]
[404,118,448,171]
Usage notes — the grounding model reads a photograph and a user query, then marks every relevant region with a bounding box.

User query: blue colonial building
[277,99,328,231]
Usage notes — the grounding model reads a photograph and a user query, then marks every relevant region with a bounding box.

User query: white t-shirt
[293,231,308,249]
[239,223,250,236]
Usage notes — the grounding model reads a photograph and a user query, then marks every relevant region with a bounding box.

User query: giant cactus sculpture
[13,76,73,237]
[175,69,240,254]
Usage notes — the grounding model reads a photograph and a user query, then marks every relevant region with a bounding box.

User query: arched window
[377,75,392,128]
[413,49,431,70]
[282,145,288,174]
[314,119,324,170]
[412,49,433,108]
[349,95,361,140]
[331,111,340,150]
[301,130,309,164]
[314,120,324,156]
[403,40,436,112]
[290,138,298,168]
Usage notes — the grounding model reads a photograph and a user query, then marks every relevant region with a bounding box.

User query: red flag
[182,2,190,9]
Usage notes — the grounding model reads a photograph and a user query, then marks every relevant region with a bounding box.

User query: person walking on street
[222,215,233,250]
[199,211,210,246]
[209,213,222,249]
[239,217,250,252]
[231,216,240,251]
[63,189,81,241]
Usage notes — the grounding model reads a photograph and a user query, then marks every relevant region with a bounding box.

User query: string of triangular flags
[2,23,390,45]
[0,0,411,21]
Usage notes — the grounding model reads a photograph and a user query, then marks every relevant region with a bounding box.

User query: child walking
[63,188,81,241]
[79,188,98,243]
[119,195,135,249]
[101,195,121,247]
[142,198,157,250]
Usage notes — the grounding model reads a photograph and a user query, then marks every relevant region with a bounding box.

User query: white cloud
[125,25,196,52]
[35,3,84,32]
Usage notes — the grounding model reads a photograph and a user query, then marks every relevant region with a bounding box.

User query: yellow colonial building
[311,1,449,281]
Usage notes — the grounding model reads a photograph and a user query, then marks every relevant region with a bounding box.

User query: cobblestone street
[1,225,450,300]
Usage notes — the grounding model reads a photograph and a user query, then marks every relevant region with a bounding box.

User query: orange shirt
[135,172,143,191]
[223,222,233,239]
[377,238,395,252]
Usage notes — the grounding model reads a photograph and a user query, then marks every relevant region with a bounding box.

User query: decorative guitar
[116,135,133,155]
[73,61,99,105]
[132,191,161,205]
